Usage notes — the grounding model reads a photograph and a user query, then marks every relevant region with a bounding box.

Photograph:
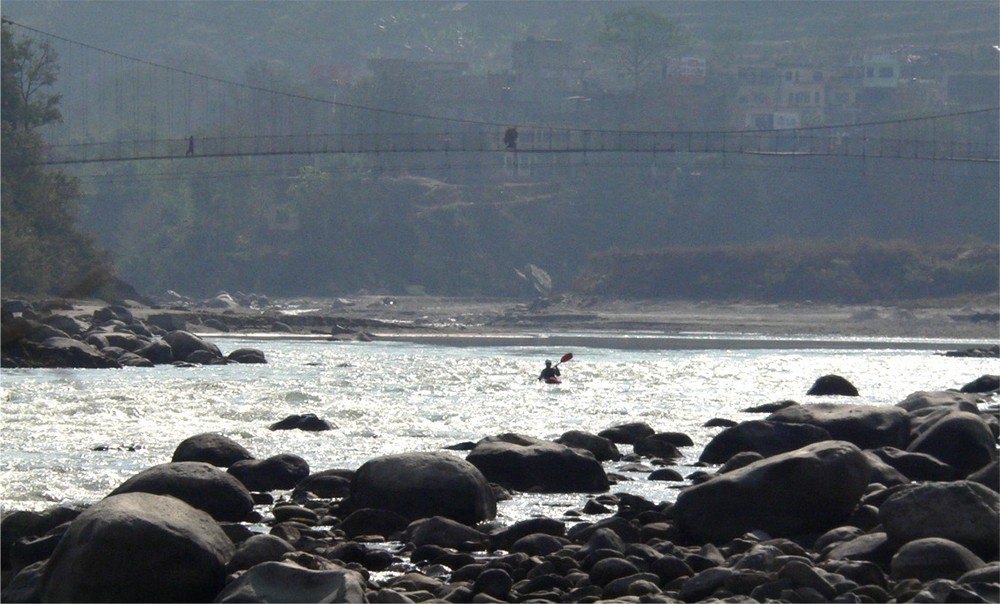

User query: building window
[879,66,895,78]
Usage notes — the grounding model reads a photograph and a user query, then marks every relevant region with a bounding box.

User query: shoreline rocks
[1,302,267,368]
[1,377,997,602]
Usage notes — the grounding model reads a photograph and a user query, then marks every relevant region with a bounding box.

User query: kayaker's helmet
[545,360,552,367]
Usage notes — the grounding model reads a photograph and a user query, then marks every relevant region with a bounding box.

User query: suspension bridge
[7,19,999,168]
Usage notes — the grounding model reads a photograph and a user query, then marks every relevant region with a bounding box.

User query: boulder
[135,339,174,364]
[699,420,831,464]
[555,430,621,461]
[98,330,147,352]
[2,560,45,603]
[960,375,999,393]
[598,422,655,444]
[868,446,958,482]
[807,374,859,396]
[466,433,609,493]
[896,390,984,414]
[674,441,872,544]
[906,410,997,477]
[878,481,1000,559]
[861,452,910,487]
[0,506,81,570]
[162,330,223,363]
[338,508,410,539]
[226,533,296,573]
[228,453,310,491]
[269,413,333,431]
[93,305,134,325]
[40,314,88,337]
[633,434,683,459]
[767,403,910,450]
[108,461,254,522]
[21,336,119,368]
[214,560,367,603]
[890,537,987,582]
[489,517,566,551]
[228,347,267,364]
[343,451,496,524]
[172,432,254,468]
[39,493,234,602]
[968,460,1000,492]
[293,469,354,499]
[117,351,154,367]
[403,515,488,549]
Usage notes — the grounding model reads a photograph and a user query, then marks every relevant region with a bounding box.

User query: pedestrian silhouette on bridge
[504,127,518,150]
[185,136,195,156]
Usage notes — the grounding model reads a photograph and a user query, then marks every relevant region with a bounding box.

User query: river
[1,332,994,524]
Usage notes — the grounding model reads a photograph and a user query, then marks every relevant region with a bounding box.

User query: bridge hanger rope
[4,18,998,138]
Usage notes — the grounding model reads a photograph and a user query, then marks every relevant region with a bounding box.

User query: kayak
[543,377,562,384]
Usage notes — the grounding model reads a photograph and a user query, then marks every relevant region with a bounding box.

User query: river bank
[40,293,1000,342]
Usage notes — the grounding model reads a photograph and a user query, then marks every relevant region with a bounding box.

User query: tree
[1,24,112,296]
[594,6,688,95]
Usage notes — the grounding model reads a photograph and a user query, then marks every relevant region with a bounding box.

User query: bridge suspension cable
[4,18,998,166]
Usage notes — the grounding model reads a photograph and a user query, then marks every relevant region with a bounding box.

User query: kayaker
[538,359,560,382]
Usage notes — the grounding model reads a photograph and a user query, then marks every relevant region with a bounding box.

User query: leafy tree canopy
[2,23,112,296]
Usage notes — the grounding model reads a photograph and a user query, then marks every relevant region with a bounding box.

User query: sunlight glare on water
[1,336,995,521]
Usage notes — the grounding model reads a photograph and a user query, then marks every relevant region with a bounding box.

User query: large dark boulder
[293,469,354,499]
[767,403,910,450]
[675,441,872,544]
[226,534,296,573]
[555,430,621,461]
[162,329,223,362]
[633,433,683,459]
[906,410,997,477]
[93,305,134,325]
[20,336,119,368]
[40,314,88,337]
[807,374,859,396]
[343,451,496,524]
[228,453,310,492]
[890,538,987,582]
[0,506,81,572]
[403,515,489,549]
[466,433,609,493]
[598,422,655,444]
[108,461,254,522]
[699,420,831,464]
[961,375,999,393]
[968,460,1000,492]
[868,447,958,482]
[896,390,983,414]
[228,347,268,364]
[269,413,333,431]
[39,492,234,602]
[214,560,367,603]
[338,508,410,539]
[172,432,254,468]
[135,339,174,364]
[879,481,1000,559]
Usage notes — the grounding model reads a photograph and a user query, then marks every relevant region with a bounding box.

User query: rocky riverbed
[1,293,998,602]
[3,292,998,369]
[1,383,998,602]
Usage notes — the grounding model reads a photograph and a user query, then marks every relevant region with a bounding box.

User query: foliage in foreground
[574,240,999,303]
